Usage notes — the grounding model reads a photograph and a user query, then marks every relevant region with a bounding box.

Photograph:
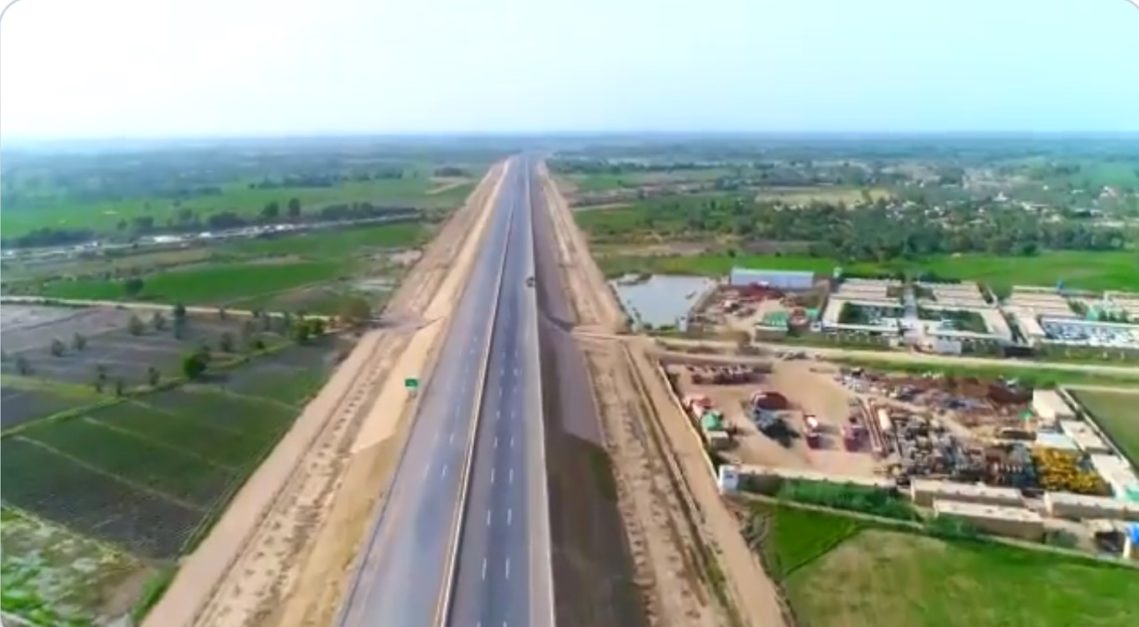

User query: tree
[151,311,167,331]
[93,363,108,392]
[293,322,311,343]
[72,333,87,351]
[219,332,235,353]
[172,302,187,322]
[147,366,161,386]
[50,338,65,357]
[15,355,31,375]
[261,200,280,220]
[287,197,301,218]
[309,318,326,336]
[181,350,209,379]
[123,276,145,297]
[114,378,125,397]
[338,297,372,327]
[217,306,228,320]
[128,314,145,336]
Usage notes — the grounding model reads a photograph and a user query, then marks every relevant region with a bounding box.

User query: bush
[151,311,167,331]
[181,351,208,379]
[128,315,145,336]
[218,332,235,353]
[776,479,919,521]
[50,338,65,357]
[925,515,982,540]
[72,333,87,351]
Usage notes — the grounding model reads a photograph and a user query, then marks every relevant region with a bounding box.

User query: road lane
[447,158,552,627]
[338,161,517,627]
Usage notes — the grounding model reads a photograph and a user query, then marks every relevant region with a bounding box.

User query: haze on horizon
[1,0,1137,140]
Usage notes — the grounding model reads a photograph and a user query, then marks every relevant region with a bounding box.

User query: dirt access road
[538,163,787,627]
[145,162,508,627]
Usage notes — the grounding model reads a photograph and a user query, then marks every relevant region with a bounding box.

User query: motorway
[339,157,553,627]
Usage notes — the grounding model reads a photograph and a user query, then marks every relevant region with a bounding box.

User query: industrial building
[1058,420,1111,455]
[728,268,814,291]
[932,500,1045,541]
[910,479,1023,508]
[1032,389,1075,423]
[1090,454,1139,502]
[1044,491,1139,521]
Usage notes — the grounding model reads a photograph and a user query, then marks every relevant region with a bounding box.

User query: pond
[610,274,717,331]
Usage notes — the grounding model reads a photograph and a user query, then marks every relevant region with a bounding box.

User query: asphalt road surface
[339,158,553,627]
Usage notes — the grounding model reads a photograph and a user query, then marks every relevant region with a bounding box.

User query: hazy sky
[1,0,1137,138]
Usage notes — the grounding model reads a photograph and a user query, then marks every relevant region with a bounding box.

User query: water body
[611,274,716,331]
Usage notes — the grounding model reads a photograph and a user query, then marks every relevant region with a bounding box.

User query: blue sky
[1,0,1136,138]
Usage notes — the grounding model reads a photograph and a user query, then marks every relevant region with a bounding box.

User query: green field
[15,222,431,307]
[788,529,1138,627]
[563,168,735,193]
[38,259,349,305]
[828,355,1139,388]
[1,506,150,626]
[2,178,474,238]
[747,503,1139,627]
[596,250,1138,292]
[1072,389,1139,465]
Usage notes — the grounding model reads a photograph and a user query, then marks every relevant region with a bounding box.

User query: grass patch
[2,177,467,238]
[753,186,892,205]
[129,567,175,624]
[830,355,1139,388]
[37,259,349,305]
[786,528,1139,627]
[593,250,1137,292]
[745,502,863,579]
[223,222,430,259]
[1072,389,1139,466]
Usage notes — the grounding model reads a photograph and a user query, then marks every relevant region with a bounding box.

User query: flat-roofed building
[729,268,814,290]
[933,500,1044,541]
[1033,389,1075,422]
[1090,454,1139,502]
[910,479,1023,508]
[1059,420,1111,454]
[1044,491,1139,521]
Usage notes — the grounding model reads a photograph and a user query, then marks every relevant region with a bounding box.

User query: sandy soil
[144,162,508,627]
[537,162,624,333]
[671,362,877,477]
[539,164,787,627]
[582,339,722,626]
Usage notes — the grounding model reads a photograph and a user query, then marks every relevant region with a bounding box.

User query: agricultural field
[1072,389,1139,465]
[0,330,342,624]
[8,221,429,311]
[748,502,1139,627]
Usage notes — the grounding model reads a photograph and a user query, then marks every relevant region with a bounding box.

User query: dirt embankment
[538,162,789,627]
[145,162,508,627]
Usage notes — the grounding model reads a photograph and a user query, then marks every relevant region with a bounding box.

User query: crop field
[1072,389,1139,466]
[0,363,331,561]
[1,506,152,625]
[36,259,350,305]
[591,250,1138,292]
[746,503,1139,627]
[2,176,475,238]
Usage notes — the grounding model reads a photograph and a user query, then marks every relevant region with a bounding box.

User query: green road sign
[404,377,419,390]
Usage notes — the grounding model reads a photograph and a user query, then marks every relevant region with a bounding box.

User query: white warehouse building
[729,268,815,290]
